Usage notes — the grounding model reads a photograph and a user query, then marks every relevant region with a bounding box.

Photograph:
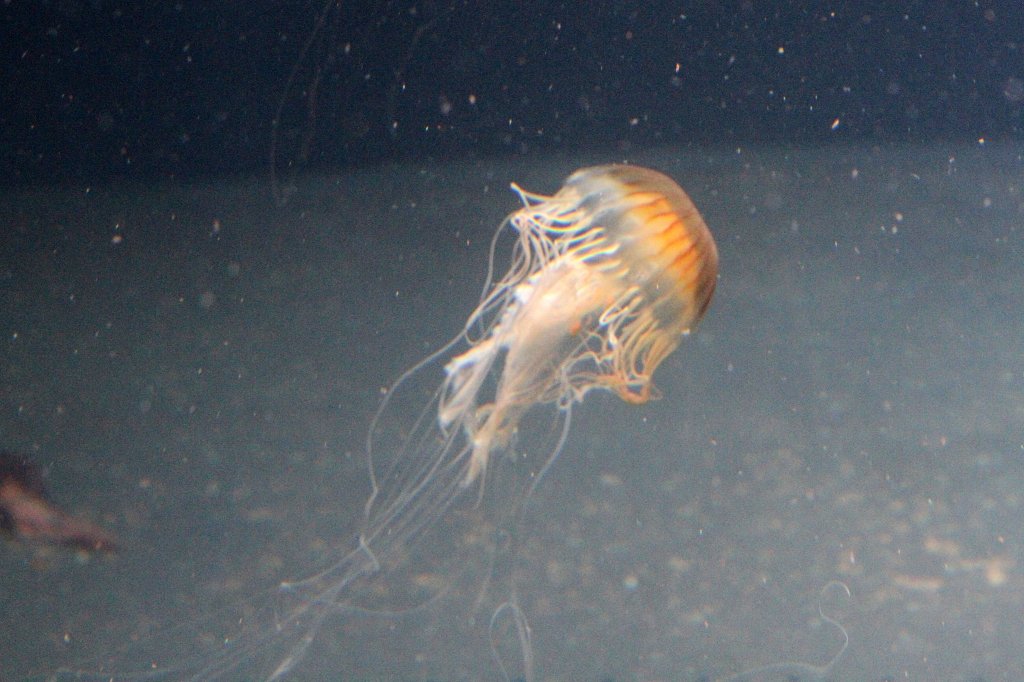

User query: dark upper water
[2,2,1022,185]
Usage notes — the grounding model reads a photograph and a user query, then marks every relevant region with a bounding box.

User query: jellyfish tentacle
[52,166,716,682]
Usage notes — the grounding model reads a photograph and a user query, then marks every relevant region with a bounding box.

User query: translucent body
[52,165,717,681]
[443,164,718,487]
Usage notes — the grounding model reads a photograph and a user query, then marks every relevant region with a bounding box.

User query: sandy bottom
[2,143,1023,681]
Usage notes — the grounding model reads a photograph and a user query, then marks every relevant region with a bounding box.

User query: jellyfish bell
[50,165,717,682]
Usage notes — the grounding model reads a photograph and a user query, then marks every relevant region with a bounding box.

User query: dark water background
[2,2,1024,680]
[2,2,1022,184]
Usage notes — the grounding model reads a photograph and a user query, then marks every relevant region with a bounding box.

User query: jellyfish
[52,164,717,682]
[441,164,718,487]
